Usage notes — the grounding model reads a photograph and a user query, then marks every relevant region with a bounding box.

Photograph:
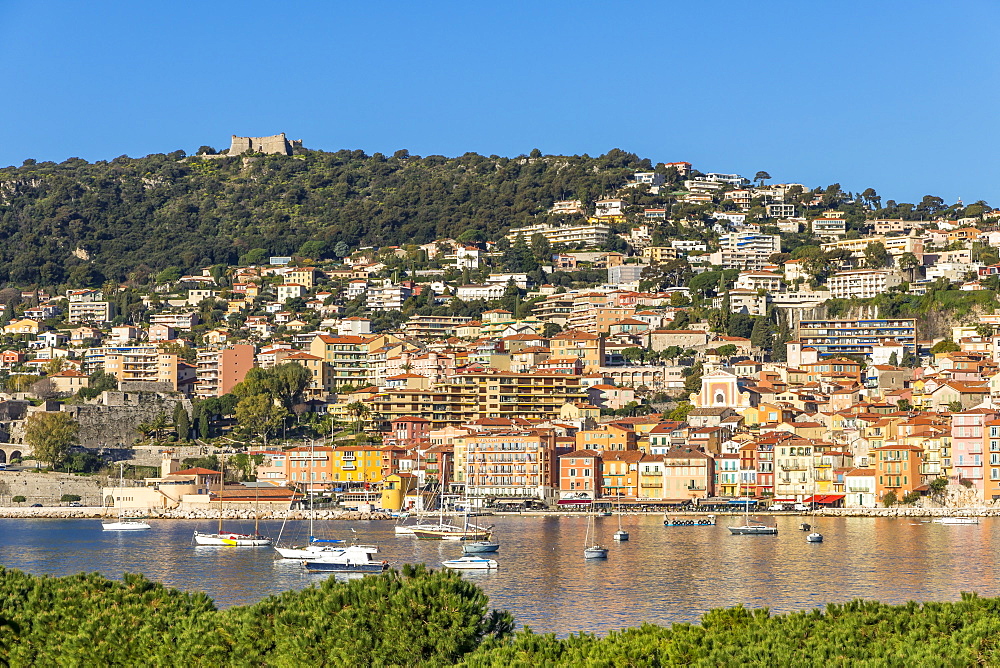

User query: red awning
[801,495,820,503]
[815,494,845,504]
[557,499,593,505]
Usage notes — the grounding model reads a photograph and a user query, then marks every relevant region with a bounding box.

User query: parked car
[68,502,82,507]
[29,503,42,507]
[791,503,810,511]
[767,503,787,511]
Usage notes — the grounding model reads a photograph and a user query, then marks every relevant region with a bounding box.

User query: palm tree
[346,401,370,443]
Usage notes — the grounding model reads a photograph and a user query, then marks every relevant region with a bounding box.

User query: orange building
[574,424,637,452]
[601,450,645,499]
[464,429,561,503]
[872,444,925,503]
[558,449,602,501]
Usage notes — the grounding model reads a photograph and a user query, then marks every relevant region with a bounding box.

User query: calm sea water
[2,514,999,635]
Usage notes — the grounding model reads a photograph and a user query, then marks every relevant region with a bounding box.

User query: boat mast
[218,455,224,534]
[308,439,314,542]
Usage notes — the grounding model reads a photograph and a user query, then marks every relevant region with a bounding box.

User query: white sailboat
[193,456,272,547]
[274,440,344,558]
[583,512,608,559]
[102,463,151,531]
[728,477,777,535]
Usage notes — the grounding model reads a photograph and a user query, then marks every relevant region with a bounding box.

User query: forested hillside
[0,148,652,285]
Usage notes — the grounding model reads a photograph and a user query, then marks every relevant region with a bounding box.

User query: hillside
[0,148,653,285]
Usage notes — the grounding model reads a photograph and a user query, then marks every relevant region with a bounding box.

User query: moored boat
[442,556,499,570]
[194,531,272,546]
[663,514,716,527]
[806,532,824,542]
[302,545,387,573]
[933,517,980,525]
[728,523,778,536]
[411,523,493,541]
[613,529,629,541]
[462,540,500,554]
[102,519,152,531]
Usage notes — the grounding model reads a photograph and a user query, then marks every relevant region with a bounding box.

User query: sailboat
[193,456,272,546]
[805,473,823,542]
[274,441,344,558]
[102,463,151,531]
[728,479,777,536]
[613,504,629,541]
[409,493,492,540]
[583,512,608,559]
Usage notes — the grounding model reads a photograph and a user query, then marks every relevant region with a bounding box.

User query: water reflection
[0,515,998,635]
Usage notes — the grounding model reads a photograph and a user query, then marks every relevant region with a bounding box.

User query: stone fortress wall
[228,133,302,156]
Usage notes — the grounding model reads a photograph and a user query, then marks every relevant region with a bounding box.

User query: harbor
[3,514,1000,635]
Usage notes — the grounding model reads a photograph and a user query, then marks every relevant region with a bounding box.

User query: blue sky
[1,1,997,205]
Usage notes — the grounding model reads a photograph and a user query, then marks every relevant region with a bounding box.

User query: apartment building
[283,444,383,491]
[811,217,847,238]
[402,315,474,340]
[550,329,606,372]
[504,221,611,247]
[734,271,784,293]
[795,319,918,358]
[68,301,115,324]
[366,283,412,311]
[641,246,678,264]
[372,370,586,429]
[150,312,200,330]
[715,232,781,270]
[308,335,369,389]
[558,449,602,500]
[465,429,560,502]
[104,350,196,394]
[827,270,903,299]
[194,344,255,398]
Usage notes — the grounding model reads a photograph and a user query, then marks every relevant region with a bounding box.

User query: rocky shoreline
[2,506,998,520]
[0,507,393,521]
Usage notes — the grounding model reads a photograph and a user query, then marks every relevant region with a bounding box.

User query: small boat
[806,532,824,542]
[193,457,271,547]
[933,517,980,525]
[598,511,612,517]
[799,522,812,532]
[442,556,499,570]
[613,529,629,541]
[194,531,272,547]
[664,514,716,527]
[303,545,387,573]
[102,519,152,531]
[103,464,151,531]
[462,540,500,554]
[410,522,493,541]
[274,537,346,559]
[728,522,778,536]
[583,514,608,558]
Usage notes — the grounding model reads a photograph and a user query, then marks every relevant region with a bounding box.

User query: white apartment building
[549,200,585,216]
[671,239,708,253]
[593,199,624,218]
[767,203,797,218]
[827,270,903,299]
[505,222,611,247]
[714,232,781,270]
[734,271,785,293]
[67,301,115,324]
[811,217,847,238]
[366,284,412,311]
[697,173,750,186]
[455,284,506,301]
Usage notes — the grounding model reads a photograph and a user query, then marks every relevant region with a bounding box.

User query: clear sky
[1,1,997,205]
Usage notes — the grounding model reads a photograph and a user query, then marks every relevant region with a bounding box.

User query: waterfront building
[872,444,925,503]
[558,449,602,501]
[660,445,715,501]
[465,429,560,503]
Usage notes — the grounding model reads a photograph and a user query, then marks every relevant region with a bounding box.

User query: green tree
[24,412,79,468]
[882,490,898,507]
[754,170,771,187]
[346,401,371,443]
[173,403,191,441]
[12,495,25,505]
[930,339,960,354]
[888,352,899,366]
[668,401,694,421]
[715,344,738,360]
[863,241,890,269]
[199,410,211,440]
[235,395,287,446]
[59,494,81,503]
[750,318,772,351]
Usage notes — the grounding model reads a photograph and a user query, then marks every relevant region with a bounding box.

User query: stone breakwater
[816,507,1000,518]
[0,507,392,521]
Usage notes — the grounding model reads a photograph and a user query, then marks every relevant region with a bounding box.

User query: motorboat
[462,540,500,554]
[302,545,387,573]
[194,531,272,546]
[806,532,824,542]
[613,529,629,541]
[933,517,980,525]
[664,515,716,527]
[442,556,499,570]
[799,522,812,532]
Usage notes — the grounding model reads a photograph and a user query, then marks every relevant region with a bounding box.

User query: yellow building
[550,329,605,373]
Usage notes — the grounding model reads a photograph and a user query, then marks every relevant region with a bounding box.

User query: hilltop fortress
[228,133,302,156]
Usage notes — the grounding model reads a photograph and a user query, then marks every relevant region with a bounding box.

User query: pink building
[950,408,998,491]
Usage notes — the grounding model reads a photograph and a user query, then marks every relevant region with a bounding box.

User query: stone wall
[62,392,192,448]
[0,470,108,506]
[228,133,301,156]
